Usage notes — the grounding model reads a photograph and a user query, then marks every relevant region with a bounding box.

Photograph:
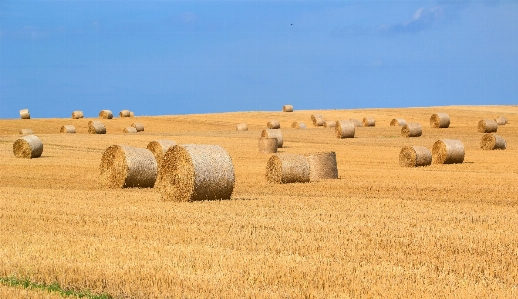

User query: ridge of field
[0,106,517,298]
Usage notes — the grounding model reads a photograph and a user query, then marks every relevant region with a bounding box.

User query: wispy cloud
[379,6,445,34]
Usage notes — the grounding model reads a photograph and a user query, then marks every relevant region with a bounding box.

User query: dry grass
[19,128,34,136]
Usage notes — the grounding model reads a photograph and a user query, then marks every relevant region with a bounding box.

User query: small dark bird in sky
[291,24,293,25]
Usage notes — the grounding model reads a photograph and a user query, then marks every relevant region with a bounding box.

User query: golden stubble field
[0,106,518,298]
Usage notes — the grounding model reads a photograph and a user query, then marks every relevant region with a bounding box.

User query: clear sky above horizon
[1,1,517,118]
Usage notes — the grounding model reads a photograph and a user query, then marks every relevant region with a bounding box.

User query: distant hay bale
[291,122,306,129]
[335,120,355,139]
[495,116,508,125]
[147,140,177,167]
[258,137,278,154]
[71,111,84,119]
[157,144,235,202]
[20,109,30,119]
[311,114,324,126]
[266,153,310,184]
[131,122,144,132]
[123,127,137,133]
[60,125,76,133]
[19,129,33,136]
[363,117,375,127]
[129,111,135,117]
[236,123,248,131]
[430,113,450,128]
[119,110,131,117]
[99,110,113,119]
[305,152,338,181]
[323,121,336,128]
[480,134,506,150]
[401,123,422,138]
[283,105,294,112]
[390,118,406,126]
[399,146,432,167]
[478,119,498,133]
[88,120,106,134]
[432,139,465,164]
[13,135,43,159]
[349,119,362,127]
[99,145,157,188]
[267,119,281,129]
[261,129,283,148]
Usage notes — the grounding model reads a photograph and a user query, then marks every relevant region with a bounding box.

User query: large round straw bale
[99,110,113,119]
[131,122,144,132]
[495,116,507,126]
[71,111,84,119]
[324,121,336,128]
[335,120,355,138]
[19,129,34,136]
[430,113,450,128]
[363,117,375,127]
[480,134,506,150]
[478,119,497,133]
[147,140,177,166]
[399,146,432,167]
[236,123,248,131]
[311,114,324,126]
[348,119,362,127]
[123,127,137,133]
[88,120,106,134]
[390,118,406,126]
[305,152,338,181]
[60,125,76,133]
[129,111,135,117]
[266,153,310,184]
[283,105,294,112]
[401,123,422,138]
[99,145,157,188]
[258,137,278,154]
[13,135,43,159]
[119,110,131,117]
[432,139,465,164]
[261,129,283,148]
[20,109,30,119]
[291,122,306,129]
[157,144,235,202]
[267,119,281,129]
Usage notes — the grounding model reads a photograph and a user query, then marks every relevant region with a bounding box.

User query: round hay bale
[266,153,310,184]
[401,123,422,138]
[236,123,248,131]
[88,120,106,134]
[19,129,34,136]
[20,109,30,119]
[291,122,306,129]
[267,120,280,129]
[146,140,177,167]
[432,139,465,164]
[99,110,113,119]
[363,117,375,127]
[349,119,362,127]
[131,122,144,132]
[335,120,355,139]
[13,135,43,159]
[399,146,432,167]
[60,125,76,133]
[478,119,498,133]
[283,105,294,112]
[323,120,336,128]
[390,118,406,126]
[495,116,508,126]
[430,113,450,128]
[119,110,131,117]
[311,114,324,126]
[480,134,506,150]
[99,145,157,189]
[305,152,338,181]
[123,127,137,133]
[71,111,84,119]
[157,144,235,202]
[261,129,283,148]
[129,111,135,117]
[258,137,278,154]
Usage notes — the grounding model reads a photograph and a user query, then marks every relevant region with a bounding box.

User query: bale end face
[13,135,43,159]
[432,139,465,164]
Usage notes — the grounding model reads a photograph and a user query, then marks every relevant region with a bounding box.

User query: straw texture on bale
[129,111,135,117]
[267,120,281,129]
[88,121,106,134]
[335,120,355,139]
[495,116,508,126]
[363,117,376,127]
[99,110,113,119]
[19,129,34,136]
[477,119,498,133]
[261,129,283,148]
[311,114,324,127]
[99,145,158,189]
[60,125,76,133]
[157,144,235,202]
[349,119,362,127]
[13,135,43,159]
[430,113,450,128]
[399,146,432,167]
[432,139,465,164]
[119,110,131,117]
[20,109,30,119]
[282,105,294,112]
[123,127,137,133]
[258,137,278,154]
[71,111,84,119]
[323,121,336,128]
[266,153,310,184]
[236,123,248,131]
[305,152,338,181]
[401,123,422,138]
[291,122,306,129]
[146,140,177,167]
[131,122,144,132]
[480,134,506,150]
[390,118,406,126]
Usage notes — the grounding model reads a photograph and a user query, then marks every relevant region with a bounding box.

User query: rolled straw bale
[261,129,283,148]
[88,120,106,134]
[99,110,113,119]
[432,139,465,164]
[267,119,281,129]
[363,117,375,127]
[430,113,450,128]
[480,134,506,150]
[13,135,43,159]
[335,120,355,139]
[60,125,76,133]
[157,144,235,202]
[291,122,306,129]
[71,111,84,119]
[236,123,248,131]
[349,119,362,127]
[306,152,338,181]
[123,127,137,133]
[266,153,310,184]
[129,111,135,117]
[477,119,498,133]
[147,140,177,167]
[119,110,131,117]
[99,145,157,188]
[311,114,324,126]
[399,146,432,167]
[20,109,30,119]
[323,121,336,128]
[131,122,144,132]
[495,116,507,126]
[401,123,422,138]
[283,105,294,112]
[19,129,34,136]
[258,137,278,154]
[390,118,406,126]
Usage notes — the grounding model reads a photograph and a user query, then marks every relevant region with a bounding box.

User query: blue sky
[1,1,517,118]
